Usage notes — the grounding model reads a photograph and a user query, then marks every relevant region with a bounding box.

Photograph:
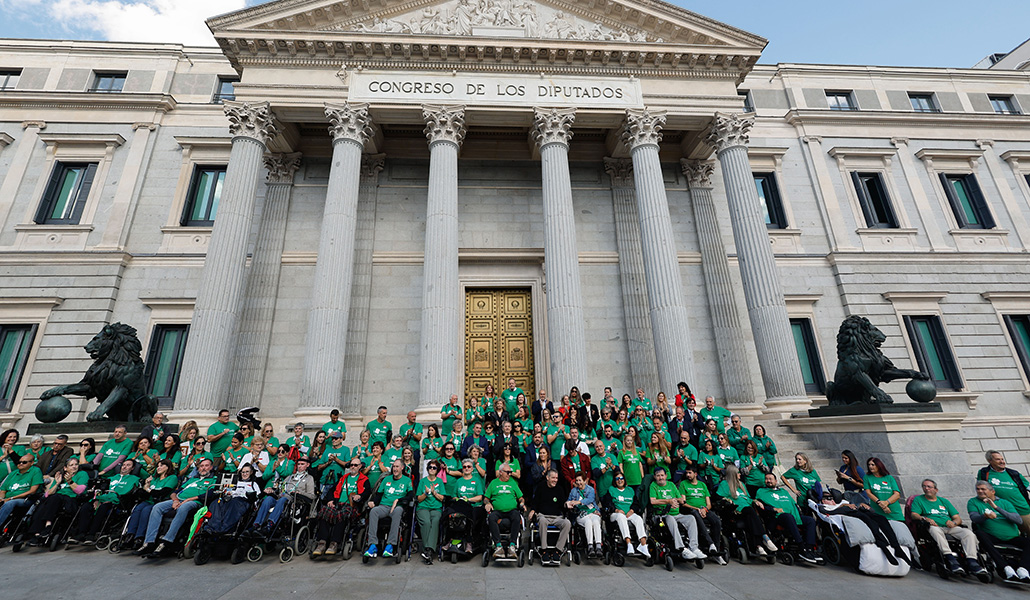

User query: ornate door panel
[465,288,535,406]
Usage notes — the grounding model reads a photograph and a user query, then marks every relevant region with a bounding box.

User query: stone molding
[325,102,375,145]
[782,411,966,433]
[680,158,715,188]
[361,153,387,178]
[531,107,576,148]
[264,152,303,183]
[422,104,467,147]
[223,100,278,144]
[705,111,753,153]
[622,108,666,149]
[602,157,633,185]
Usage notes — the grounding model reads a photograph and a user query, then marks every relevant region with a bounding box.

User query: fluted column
[531,108,588,394]
[297,103,375,417]
[622,109,695,394]
[228,152,302,410]
[682,159,761,410]
[177,101,278,415]
[418,105,466,408]
[705,113,808,409]
[604,158,660,394]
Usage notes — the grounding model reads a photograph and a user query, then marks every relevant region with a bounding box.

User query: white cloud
[21,0,256,46]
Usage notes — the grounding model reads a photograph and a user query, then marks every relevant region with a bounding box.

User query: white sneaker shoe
[1018,567,1030,581]
[714,555,727,565]
[755,546,767,557]
[637,543,650,559]
[1004,566,1018,580]
[693,548,707,560]
[681,548,696,560]
[708,543,718,554]
[763,538,778,552]
[626,542,635,555]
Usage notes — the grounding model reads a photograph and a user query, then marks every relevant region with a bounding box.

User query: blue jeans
[145,499,200,544]
[126,503,154,538]
[252,496,289,527]
[0,498,30,527]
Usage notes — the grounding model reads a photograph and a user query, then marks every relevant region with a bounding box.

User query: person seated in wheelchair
[679,463,724,564]
[605,471,650,559]
[198,463,262,535]
[0,453,44,530]
[715,465,776,557]
[364,459,413,559]
[754,472,821,564]
[68,458,140,545]
[910,478,987,577]
[528,468,572,564]
[135,457,219,557]
[649,466,706,560]
[25,455,88,546]
[809,488,910,566]
[484,463,525,559]
[252,455,315,536]
[968,480,1030,582]
[312,457,368,557]
[566,472,603,558]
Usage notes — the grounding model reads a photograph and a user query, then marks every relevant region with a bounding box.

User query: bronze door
[464,288,535,407]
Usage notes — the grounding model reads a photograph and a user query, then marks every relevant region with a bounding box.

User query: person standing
[398,411,423,465]
[322,409,347,441]
[94,425,132,478]
[366,406,393,448]
[699,396,731,433]
[440,394,463,437]
[501,378,524,417]
[531,390,554,425]
[415,460,445,564]
[206,409,239,456]
[978,450,1030,535]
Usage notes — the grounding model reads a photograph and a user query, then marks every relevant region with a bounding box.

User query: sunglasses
[18,460,32,465]
[614,477,625,481]
[427,465,439,470]
[350,464,361,468]
[462,465,473,469]
[80,443,90,447]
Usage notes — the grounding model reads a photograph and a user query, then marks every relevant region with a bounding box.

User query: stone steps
[736,415,843,486]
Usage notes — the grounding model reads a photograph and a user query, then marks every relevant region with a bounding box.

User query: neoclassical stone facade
[1,0,1030,488]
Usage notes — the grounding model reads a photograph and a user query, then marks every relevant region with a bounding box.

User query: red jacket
[559,451,592,490]
[333,471,369,505]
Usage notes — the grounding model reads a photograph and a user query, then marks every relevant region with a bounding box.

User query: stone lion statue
[40,323,159,422]
[825,315,929,405]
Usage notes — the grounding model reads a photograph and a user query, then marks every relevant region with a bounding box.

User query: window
[144,324,189,408]
[0,69,20,90]
[34,162,98,225]
[939,173,995,229]
[0,324,36,411]
[908,93,939,113]
[826,91,857,111]
[851,172,898,228]
[790,319,825,394]
[180,166,226,226]
[989,95,1020,115]
[212,77,238,103]
[753,172,788,229]
[739,90,755,113]
[1005,315,1030,381]
[89,72,126,93]
[903,315,962,390]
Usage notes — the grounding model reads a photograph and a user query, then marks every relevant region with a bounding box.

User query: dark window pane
[0,70,20,90]
[0,324,36,410]
[213,77,237,103]
[35,162,98,225]
[91,73,126,93]
[1004,315,1030,380]
[790,319,825,394]
[852,172,898,228]
[904,315,962,390]
[144,324,189,409]
[753,172,787,229]
[909,94,938,112]
[940,173,994,229]
[990,96,1018,115]
[181,166,226,226]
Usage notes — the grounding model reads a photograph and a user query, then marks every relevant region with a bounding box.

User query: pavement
[1,545,1028,600]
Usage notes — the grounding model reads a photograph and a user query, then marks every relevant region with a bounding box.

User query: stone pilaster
[418,105,466,408]
[177,101,278,415]
[622,108,695,394]
[531,107,588,394]
[682,159,762,411]
[705,113,808,410]
[228,152,301,411]
[297,103,375,417]
[604,158,660,395]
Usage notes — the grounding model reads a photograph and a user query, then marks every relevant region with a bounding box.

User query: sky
[0,0,1026,68]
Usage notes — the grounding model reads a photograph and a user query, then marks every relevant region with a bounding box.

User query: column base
[414,404,443,424]
[167,410,220,426]
[761,395,814,418]
[725,403,763,419]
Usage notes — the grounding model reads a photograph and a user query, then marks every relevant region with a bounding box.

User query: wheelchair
[440,500,486,564]
[568,510,606,565]
[482,508,524,567]
[247,494,316,563]
[524,511,575,567]
[190,496,260,565]
[714,497,775,566]
[361,498,414,565]
[646,504,704,571]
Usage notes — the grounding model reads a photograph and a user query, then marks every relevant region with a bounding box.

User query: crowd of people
[0,379,1029,583]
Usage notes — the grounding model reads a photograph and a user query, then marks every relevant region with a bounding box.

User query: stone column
[682,159,761,411]
[620,109,697,394]
[603,158,660,394]
[705,113,808,411]
[417,105,466,408]
[228,152,302,410]
[177,101,278,416]
[296,103,375,418]
[531,108,588,394]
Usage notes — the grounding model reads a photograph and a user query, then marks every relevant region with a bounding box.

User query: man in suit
[683,397,703,446]
[140,412,173,443]
[38,435,73,480]
[531,389,554,424]
[576,392,600,434]
[460,422,491,459]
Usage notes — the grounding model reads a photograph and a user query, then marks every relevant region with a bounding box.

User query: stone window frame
[14,133,124,251]
[0,297,62,423]
[139,297,195,413]
[999,150,1030,216]
[161,136,232,254]
[784,294,828,399]
[981,291,1030,398]
[828,146,919,251]
[747,146,802,253]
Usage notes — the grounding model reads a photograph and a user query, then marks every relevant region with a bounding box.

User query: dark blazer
[38,446,74,477]
[576,404,600,433]
[531,400,555,424]
[140,423,174,442]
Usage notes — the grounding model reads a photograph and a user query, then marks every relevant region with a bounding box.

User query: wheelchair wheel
[280,547,294,563]
[664,555,674,572]
[736,547,748,564]
[527,549,534,566]
[820,537,841,566]
[573,550,582,565]
[562,551,572,567]
[231,546,246,564]
[603,551,611,566]
[11,541,23,553]
[395,549,402,564]
[194,544,211,565]
[247,545,264,562]
[644,555,654,567]
[764,552,775,565]
[695,557,705,570]
[517,549,526,568]
[293,525,310,555]
[342,538,354,560]
[481,551,490,567]
[451,551,457,564]
[108,540,121,554]
[778,552,794,566]
[94,535,111,551]
[613,552,626,567]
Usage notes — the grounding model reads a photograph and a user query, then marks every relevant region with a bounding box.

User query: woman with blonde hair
[716,465,775,556]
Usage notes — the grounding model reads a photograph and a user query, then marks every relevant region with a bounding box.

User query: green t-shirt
[864,474,903,521]
[644,448,672,475]
[591,453,616,498]
[177,476,217,501]
[15,445,48,464]
[753,435,777,467]
[97,438,133,473]
[55,470,89,498]
[631,396,652,413]
[317,445,351,481]
[366,455,385,488]
[547,424,569,460]
[440,404,463,437]
[269,459,295,482]
[700,406,732,432]
[608,485,636,513]
[967,496,1021,540]
[148,474,178,497]
[321,420,347,438]
[398,423,423,451]
[383,446,404,467]
[716,479,753,510]
[911,495,959,526]
[740,455,768,487]
[649,481,681,515]
[619,449,644,486]
[600,437,623,457]
[454,476,484,506]
[983,469,1030,514]
[421,437,442,461]
[485,478,522,512]
[699,452,724,480]
[673,443,699,472]
[417,477,444,510]
[377,475,412,506]
[131,449,159,476]
[1,467,43,495]
[501,388,524,416]
[337,473,361,503]
[98,473,140,503]
[782,467,821,498]
[726,427,752,454]
[207,421,239,456]
[756,487,802,525]
[365,419,393,447]
[679,479,710,510]
[717,446,739,467]
[221,447,245,473]
[439,456,461,496]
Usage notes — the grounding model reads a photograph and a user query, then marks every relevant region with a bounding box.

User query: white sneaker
[693,548,707,560]
[763,538,778,552]
[708,543,718,554]
[626,542,635,555]
[1018,567,1030,581]
[755,546,767,557]
[637,543,650,559]
[714,555,727,565]
[681,548,696,560]
[1004,566,1018,580]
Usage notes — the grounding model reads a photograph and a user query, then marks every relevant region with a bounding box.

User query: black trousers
[315,516,351,545]
[487,509,522,544]
[686,507,722,549]
[28,495,77,535]
[736,506,766,540]
[976,530,1030,572]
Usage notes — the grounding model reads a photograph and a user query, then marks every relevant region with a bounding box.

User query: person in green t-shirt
[220,433,247,474]
[698,439,724,484]
[441,394,464,437]
[137,458,219,556]
[484,463,524,557]
[980,451,1030,535]
[751,424,777,468]
[649,467,704,560]
[715,465,776,556]
[398,411,423,456]
[910,479,984,575]
[546,412,570,461]
[591,440,617,500]
[781,453,821,504]
[863,457,902,522]
[316,432,352,488]
[755,473,820,563]
[363,441,388,490]
[726,416,752,456]
[700,396,731,433]
[366,406,393,448]
[416,460,446,563]
[383,435,406,470]
[438,443,462,496]
[129,436,159,479]
[607,471,649,558]
[321,409,347,441]
[630,388,652,414]
[95,425,132,478]
[968,480,1030,581]
[618,432,645,489]
[421,423,444,466]
[0,454,43,526]
[679,464,723,560]
[15,434,48,467]
[501,379,524,417]
[207,410,239,456]
[364,459,413,558]
[25,456,87,544]
[739,440,769,495]
[716,433,740,468]
[69,458,140,544]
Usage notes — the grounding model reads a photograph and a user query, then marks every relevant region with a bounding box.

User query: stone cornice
[785,108,1030,130]
[0,91,177,113]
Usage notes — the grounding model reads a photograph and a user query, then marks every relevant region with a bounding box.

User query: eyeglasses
[349,464,361,468]
[80,443,90,447]
[18,460,32,465]
[462,465,473,469]
[427,465,439,471]
[614,477,625,481]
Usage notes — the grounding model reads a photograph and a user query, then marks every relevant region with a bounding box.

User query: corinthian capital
[264,152,302,184]
[531,107,576,149]
[603,157,633,186]
[224,101,279,144]
[704,112,754,153]
[361,153,386,178]
[423,104,467,147]
[325,102,375,145]
[622,108,666,150]
[680,159,715,189]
